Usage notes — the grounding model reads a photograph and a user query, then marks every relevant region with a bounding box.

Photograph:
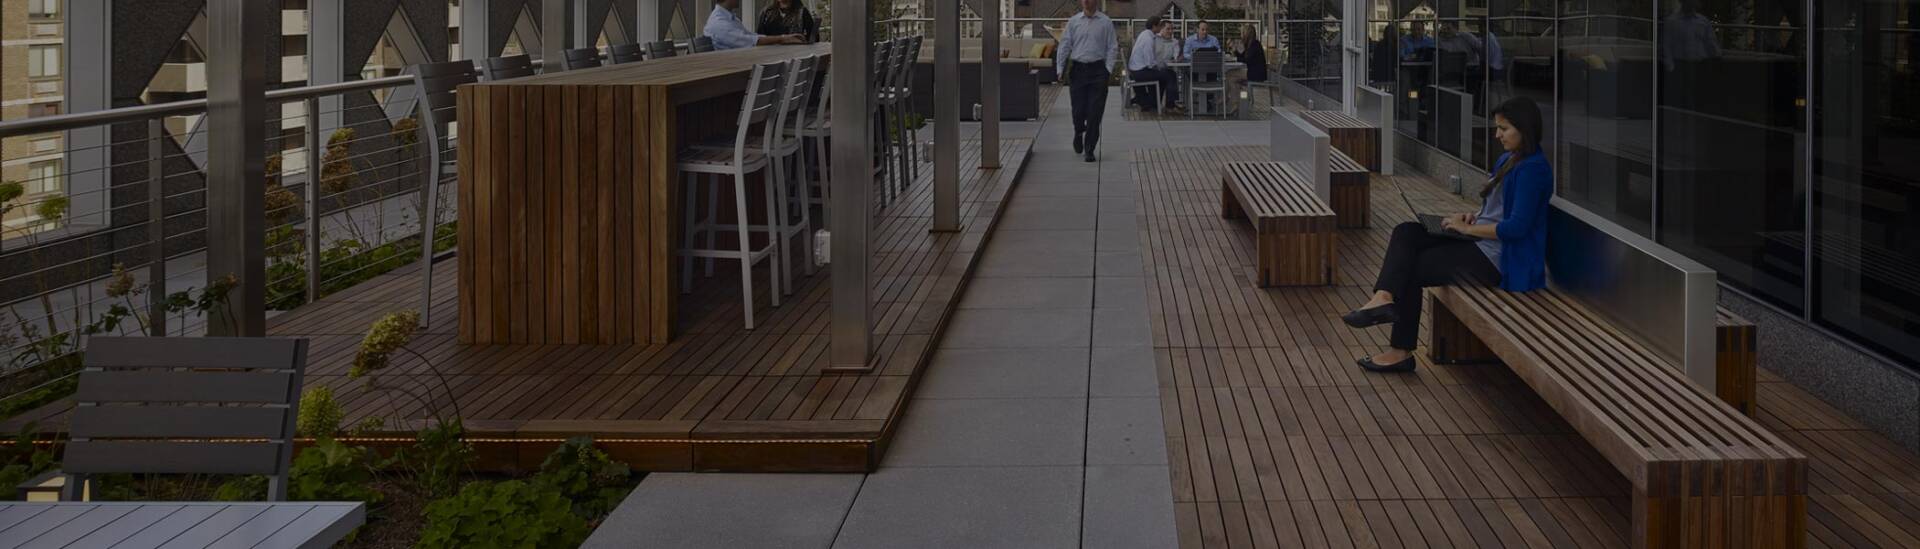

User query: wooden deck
[1133,146,1920,548]
[253,138,1033,472]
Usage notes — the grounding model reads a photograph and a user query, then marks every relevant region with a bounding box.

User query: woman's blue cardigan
[1490,149,1553,292]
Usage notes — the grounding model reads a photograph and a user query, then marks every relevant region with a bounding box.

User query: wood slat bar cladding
[1299,110,1380,172]
[1430,285,1807,548]
[1220,162,1336,287]
[457,44,830,345]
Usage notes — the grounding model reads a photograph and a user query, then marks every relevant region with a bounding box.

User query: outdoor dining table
[455,43,831,345]
[0,501,364,548]
[1169,60,1248,116]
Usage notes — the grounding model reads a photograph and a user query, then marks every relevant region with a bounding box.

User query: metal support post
[302,98,324,306]
[574,0,594,48]
[979,0,1001,168]
[931,0,960,231]
[206,0,270,336]
[146,120,168,336]
[309,0,346,139]
[694,0,714,35]
[827,0,874,370]
[637,0,662,43]
[545,0,573,69]
[461,0,493,61]
[65,0,110,230]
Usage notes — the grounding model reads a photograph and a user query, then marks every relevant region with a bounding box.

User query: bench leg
[1429,292,1499,364]
[1635,463,1806,549]
[1716,323,1758,416]
[1221,179,1244,220]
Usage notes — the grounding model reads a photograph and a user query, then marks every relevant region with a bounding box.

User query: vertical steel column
[545,0,573,69]
[575,0,594,48]
[828,0,874,369]
[979,0,1001,168]
[302,98,324,305]
[205,0,270,336]
[309,0,346,142]
[695,0,714,35]
[65,0,110,230]
[637,0,662,43]
[146,120,168,337]
[462,0,494,61]
[931,0,961,231]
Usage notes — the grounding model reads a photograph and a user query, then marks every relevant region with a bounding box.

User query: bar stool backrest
[564,47,604,70]
[871,39,896,107]
[483,54,536,80]
[733,61,787,155]
[1193,50,1226,85]
[897,36,922,91]
[691,36,716,53]
[610,43,646,64]
[777,55,820,143]
[647,40,678,59]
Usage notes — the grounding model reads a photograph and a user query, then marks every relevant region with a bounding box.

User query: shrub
[418,480,588,549]
[289,438,383,504]
[534,437,633,519]
[387,419,472,499]
[213,475,267,501]
[298,386,346,440]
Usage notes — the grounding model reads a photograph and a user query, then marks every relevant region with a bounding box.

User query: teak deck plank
[1132,145,1920,549]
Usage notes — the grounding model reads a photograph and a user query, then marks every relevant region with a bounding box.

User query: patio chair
[646,40,678,59]
[564,47,604,70]
[691,36,716,53]
[58,337,309,501]
[1123,68,1162,114]
[409,59,482,329]
[677,61,788,329]
[482,54,536,80]
[1189,50,1227,118]
[609,43,646,64]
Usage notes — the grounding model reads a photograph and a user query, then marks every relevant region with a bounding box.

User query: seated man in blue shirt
[1182,20,1220,59]
[1127,17,1181,112]
[706,0,805,50]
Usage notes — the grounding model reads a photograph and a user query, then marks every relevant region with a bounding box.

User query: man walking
[1128,16,1180,113]
[1055,0,1118,162]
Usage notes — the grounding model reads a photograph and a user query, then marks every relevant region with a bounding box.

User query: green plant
[298,386,346,440]
[388,419,473,499]
[213,475,267,501]
[417,480,589,549]
[321,128,359,195]
[289,438,383,503]
[534,437,633,519]
[0,423,58,499]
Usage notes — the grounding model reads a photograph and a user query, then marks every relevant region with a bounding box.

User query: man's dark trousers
[1130,67,1179,110]
[1069,60,1110,153]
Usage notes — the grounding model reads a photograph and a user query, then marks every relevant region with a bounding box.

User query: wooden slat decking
[243,138,1030,472]
[1133,145,1920,548]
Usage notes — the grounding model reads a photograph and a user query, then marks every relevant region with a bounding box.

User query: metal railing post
[146,119,168,337]
[932,0,960,232]
[302,97,323,304]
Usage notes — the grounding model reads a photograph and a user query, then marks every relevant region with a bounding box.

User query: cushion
[1041,42,1057,59]
[1029,43,1048,59]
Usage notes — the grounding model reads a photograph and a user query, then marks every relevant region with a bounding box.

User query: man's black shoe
[1073,132,1083,154]
[1084,150,1096,162]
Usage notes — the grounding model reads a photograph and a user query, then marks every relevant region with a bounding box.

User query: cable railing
[0,73,456,417]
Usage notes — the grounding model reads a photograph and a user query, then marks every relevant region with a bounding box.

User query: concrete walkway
[586,88,1270,549]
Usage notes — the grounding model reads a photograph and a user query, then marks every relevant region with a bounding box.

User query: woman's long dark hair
[1483,97,1544,199]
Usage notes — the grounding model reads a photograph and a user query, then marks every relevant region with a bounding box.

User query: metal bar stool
[609,43,646,64]
[482,54,536,80]
[677,61,788,329]
[691,36,716,53]
[647,40,678,59]
[407,59,481,329]
[563,47,603,70]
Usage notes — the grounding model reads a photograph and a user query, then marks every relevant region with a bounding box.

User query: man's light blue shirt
[1128,30,1161,72]
[1183,34,1220,59]
[705,5,759,50]
[1055,11,1119,76]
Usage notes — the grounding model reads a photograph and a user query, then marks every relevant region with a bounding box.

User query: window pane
[1656,0,1808,311]
[1557,1,1656,236]
[1814,0,1920,363]
[1488,0,1555,170]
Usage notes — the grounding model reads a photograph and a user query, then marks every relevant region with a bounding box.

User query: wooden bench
[1220,162,1336,287]
[1327,148,1369,229]
[1436,303,1761,417]
[1298,110,1380,172]
[1428,285,1805,548]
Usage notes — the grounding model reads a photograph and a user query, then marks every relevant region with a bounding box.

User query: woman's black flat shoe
[1357,355,1417,373]
[1341,305,1398,328]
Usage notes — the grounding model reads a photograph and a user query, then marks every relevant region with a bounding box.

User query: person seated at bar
[1128,17,1182,112]
[1341,97,1553,373]
[1182,20,1220,59]
[1236,24,1268,83]
[706,0,804,50]
[757,0,820,44]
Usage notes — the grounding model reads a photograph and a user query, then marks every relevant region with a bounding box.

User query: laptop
[1400,191,1481,241]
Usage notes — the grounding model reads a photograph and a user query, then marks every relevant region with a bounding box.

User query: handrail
[0,74,418,139]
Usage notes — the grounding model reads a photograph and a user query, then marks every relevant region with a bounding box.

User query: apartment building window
[28,0,59,18]
[28,46,61,78]
[26,161,61,196]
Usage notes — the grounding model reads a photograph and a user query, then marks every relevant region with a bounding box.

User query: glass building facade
[1358,0,1920,367]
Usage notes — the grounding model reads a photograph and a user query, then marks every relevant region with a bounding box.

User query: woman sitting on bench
[1341,97,1552,373]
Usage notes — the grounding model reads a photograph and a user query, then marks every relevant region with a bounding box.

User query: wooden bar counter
[456,44,830,345]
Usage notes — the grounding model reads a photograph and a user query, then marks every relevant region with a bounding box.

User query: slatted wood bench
[1428,285,1805,548]
[1298,110,1380,172]
[1219,162,1336,287]
[1327,148,1370,228]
